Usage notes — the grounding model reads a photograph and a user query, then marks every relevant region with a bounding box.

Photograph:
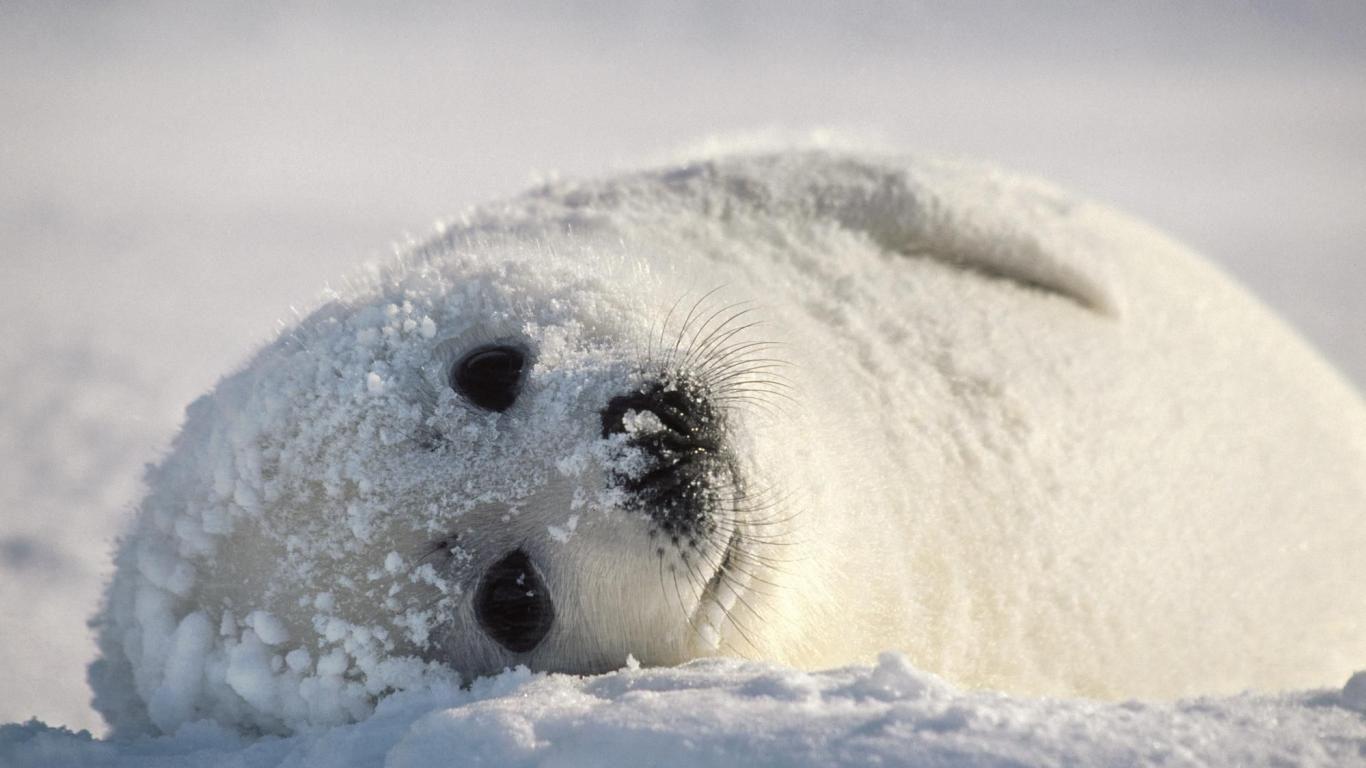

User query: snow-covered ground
[7,657,1366,768]
[3,2,1364,765]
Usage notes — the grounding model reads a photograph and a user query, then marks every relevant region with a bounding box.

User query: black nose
[600,380,730,542]
[601,380,718,450]
[475,549,554,653]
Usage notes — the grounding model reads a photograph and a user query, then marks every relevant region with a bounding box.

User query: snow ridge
[6,656,1366,768]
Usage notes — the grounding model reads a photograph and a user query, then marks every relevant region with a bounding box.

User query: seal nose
[600,380,731,544]
[601,381,717,449]
[474,549,554,653]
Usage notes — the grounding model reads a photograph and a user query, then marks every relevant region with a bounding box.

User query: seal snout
[600,379,732,547]
[600,381,720,451]
[474,549,555,653]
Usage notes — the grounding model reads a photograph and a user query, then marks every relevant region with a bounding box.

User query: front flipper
[695,152,1122,316]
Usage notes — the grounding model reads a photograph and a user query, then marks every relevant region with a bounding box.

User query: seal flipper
[714,152,1123,316]
[875,159,1121,316]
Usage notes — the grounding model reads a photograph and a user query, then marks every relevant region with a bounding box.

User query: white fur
[91,151,1366,735]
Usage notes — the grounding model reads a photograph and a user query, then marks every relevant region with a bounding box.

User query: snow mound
[7,655,1366,767]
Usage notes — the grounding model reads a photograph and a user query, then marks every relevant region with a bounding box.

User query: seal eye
[451,345,526,412]
[475,549,554,653]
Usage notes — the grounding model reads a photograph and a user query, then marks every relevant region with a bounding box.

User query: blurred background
[2,1,1363,732]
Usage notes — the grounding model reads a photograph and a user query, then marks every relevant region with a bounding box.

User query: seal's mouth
[689,526,751,650]
[698,528,740,604]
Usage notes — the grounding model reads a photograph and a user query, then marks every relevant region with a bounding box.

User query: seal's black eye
[475,549,554,653]
[451,345,526,412]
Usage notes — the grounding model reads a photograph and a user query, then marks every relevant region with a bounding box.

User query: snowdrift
[6,657,1366,767]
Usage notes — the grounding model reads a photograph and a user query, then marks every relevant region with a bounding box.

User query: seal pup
[90,151,1366,734]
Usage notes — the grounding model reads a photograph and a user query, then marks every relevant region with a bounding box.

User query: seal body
[91,151,1366,735]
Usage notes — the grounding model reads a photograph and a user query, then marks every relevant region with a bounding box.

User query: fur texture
[91,151,1366,734]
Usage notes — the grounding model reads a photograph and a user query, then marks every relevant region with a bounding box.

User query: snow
[244,613,290,647]
[4,655,1365,767]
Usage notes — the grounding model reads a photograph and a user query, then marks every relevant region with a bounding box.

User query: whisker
[667,287,729,369]
[682,303,758,371]
[656,293,690,371]
[698,344,786,379]
[687,319,768,372]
